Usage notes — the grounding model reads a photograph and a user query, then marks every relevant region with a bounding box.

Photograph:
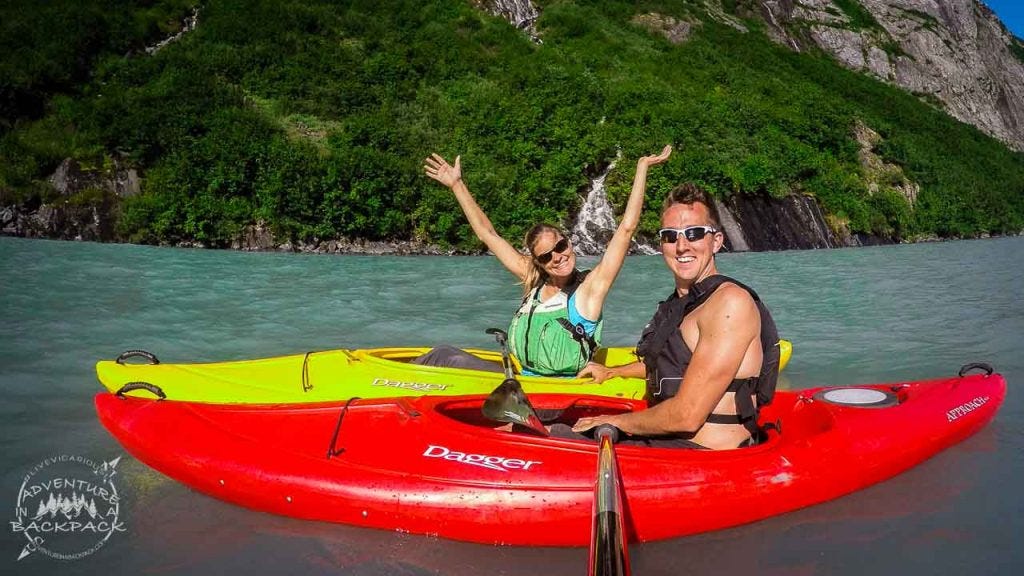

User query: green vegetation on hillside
[1,0,1022,249]
[830,0,881,31]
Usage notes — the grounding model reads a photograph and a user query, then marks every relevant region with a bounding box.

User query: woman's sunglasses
[659,226,718,243]
[534,237,571,264]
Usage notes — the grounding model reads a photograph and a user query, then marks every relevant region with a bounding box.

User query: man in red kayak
[568,184,780,450]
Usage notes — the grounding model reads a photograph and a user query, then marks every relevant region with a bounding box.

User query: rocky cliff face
[752,0,1024,151]
[1,158,138,241]
[715,192,892,251]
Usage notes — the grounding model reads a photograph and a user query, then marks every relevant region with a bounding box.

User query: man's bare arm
[573,285,759,435]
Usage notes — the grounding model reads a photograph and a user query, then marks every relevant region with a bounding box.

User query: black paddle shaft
[486,328,514,380]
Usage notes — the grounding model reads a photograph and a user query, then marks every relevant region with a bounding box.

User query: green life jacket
[508,270,603,377]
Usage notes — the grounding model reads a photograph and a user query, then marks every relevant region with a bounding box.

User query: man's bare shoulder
[700,281,759,322]
[708,281,757,304]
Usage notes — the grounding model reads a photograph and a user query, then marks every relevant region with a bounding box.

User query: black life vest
[634,274,780,439]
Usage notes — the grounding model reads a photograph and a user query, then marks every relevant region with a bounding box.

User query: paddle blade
[481,378,549,436]
[588,430,630,576]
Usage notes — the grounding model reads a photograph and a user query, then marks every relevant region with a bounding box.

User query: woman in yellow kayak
[418,145,672,376]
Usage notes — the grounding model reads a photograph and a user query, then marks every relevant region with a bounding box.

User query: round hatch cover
[815,388,898,408]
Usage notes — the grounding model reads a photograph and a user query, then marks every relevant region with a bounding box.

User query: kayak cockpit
[433,395,642,430]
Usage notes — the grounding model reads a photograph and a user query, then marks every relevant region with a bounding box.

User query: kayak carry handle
[327,397,361,459]
[115,349,160,365]
[958,362,994,377]
[115,381,167,400]
[301,351,314,392]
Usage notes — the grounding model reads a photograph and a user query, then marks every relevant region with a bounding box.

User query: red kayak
[95,367,1005,546]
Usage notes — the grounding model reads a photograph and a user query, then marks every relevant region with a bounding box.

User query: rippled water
[2,236,1022,575]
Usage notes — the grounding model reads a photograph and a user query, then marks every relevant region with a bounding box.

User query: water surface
[1,236,1021,575]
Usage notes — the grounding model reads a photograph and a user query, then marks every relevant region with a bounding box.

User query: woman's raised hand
[638,144,672,169]
[424,153,462,188]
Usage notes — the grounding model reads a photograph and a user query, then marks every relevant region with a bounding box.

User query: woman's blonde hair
[520,223,567,296]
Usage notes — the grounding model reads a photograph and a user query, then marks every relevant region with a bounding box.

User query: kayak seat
[359,347,514,373]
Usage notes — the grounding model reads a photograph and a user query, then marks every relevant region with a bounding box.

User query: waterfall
[570,161,617,256]
[569,156,657,256]
[763,2,800,52]
[145,7,199,55]
[479,0,541,41]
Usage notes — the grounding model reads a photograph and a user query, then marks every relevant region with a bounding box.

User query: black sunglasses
[534,237,571,264]
[659,226,718,243]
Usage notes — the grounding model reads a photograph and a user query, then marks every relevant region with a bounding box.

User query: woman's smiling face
[531,231,576,279]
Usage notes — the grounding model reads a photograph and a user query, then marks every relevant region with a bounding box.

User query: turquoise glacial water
[1,235,1022,575]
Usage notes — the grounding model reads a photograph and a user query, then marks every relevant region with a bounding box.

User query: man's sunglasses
[534,237,571,264]
[659,226,718,243]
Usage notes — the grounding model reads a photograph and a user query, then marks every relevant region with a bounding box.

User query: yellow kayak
[96,341,792,404]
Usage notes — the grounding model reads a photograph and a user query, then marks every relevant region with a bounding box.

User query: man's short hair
[662,183,721,228]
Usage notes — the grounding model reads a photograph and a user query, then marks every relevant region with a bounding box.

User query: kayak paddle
[485,327,515,380]
[481,377,549,436]
[589,424,630,576]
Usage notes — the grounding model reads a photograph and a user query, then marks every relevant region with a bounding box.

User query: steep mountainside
[749,0,1024,152]
[487,0,1024,151]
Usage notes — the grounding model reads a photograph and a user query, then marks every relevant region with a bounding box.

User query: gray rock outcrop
[631,13,698,44]
[2,158,139,241]
[719,193,840,251]
[751,0,1024,151]
[475,0,541,40]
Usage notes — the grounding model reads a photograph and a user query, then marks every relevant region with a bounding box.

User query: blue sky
[983,0,1024,38]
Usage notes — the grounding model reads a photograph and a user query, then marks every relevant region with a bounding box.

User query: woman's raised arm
[425,153,531,281]
[573,145,673,320]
